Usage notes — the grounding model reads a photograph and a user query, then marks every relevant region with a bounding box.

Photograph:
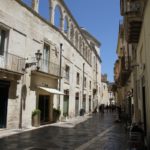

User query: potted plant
[32,109,41,127]
[53,108,61,122]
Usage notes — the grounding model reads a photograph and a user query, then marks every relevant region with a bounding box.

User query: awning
[39,87,64,95]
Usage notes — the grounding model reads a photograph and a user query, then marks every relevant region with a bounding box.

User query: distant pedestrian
[99,104,104,115]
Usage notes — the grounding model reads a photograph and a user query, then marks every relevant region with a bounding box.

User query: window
[84,77,86,88]
[75,92,79,100]
[0,28,6,55]
[89,81,91,89]
[43,43,50,72]
[65,65,70,81]
[43,43,50,61]
[76,72,80,85]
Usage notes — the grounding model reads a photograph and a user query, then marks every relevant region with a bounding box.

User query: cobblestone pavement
[0,113,128,150]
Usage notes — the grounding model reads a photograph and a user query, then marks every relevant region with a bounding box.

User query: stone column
[49,0,55,25]
[67,22,71,40]
[60,17,64,32]
[32,0,39,13]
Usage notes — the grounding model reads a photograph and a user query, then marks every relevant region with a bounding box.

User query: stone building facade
[114,0,150,148]
[100,74,109,106]
[0,0,101,129]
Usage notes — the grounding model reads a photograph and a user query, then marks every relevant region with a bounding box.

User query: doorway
[38,95,50,124]
[0,80,10,128]
[63,96,69,117]
[89,96,91,112]
[75,93,79,116]
[82,94,86,112]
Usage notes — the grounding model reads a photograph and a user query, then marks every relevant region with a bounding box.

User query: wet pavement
[0,113,128,150]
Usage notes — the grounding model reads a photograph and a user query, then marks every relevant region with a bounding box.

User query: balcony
[121,0,144,16]
[30,57,63,78]
[121,0,145,43]
[0,52,25,74]
[115,56,131,86]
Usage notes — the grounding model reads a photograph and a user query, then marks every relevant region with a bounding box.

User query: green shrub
[32,109,41,117]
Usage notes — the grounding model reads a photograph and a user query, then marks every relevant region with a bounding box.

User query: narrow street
[0,113,128,150]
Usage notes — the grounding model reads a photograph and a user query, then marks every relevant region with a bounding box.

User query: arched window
[39,0,50,20]
[54,5,63,29]
[64,16,69,34]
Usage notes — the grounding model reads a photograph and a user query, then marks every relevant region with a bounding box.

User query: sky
[23,0,121,82]
[63,0,121,82]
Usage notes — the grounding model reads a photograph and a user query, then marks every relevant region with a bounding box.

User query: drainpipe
[58,43,63,109]
[19,97,23,129]
[81,63,85,109]
[96,60,98,106]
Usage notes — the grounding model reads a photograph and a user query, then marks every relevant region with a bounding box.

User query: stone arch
[54,4,63,29]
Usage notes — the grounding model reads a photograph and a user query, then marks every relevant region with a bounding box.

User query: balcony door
[43,43,50,73]
[0,28,7,68]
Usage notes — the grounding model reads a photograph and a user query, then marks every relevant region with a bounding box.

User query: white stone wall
[0,0,102,128]
[135,0,150,146]
[101,82,109,106]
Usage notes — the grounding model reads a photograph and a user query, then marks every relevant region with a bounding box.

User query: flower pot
[32,109,41,127]
[32,114,40,127]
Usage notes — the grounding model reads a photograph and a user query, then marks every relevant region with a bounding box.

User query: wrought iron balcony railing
[30,57,64,77]
[121,0,144,16]
[0,52,25,74]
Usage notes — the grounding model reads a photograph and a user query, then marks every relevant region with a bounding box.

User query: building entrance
[0,80,10,128]
[75,92,79,116]
[89,96,91,112]
[63,90,69,117]
[38,95,50,124]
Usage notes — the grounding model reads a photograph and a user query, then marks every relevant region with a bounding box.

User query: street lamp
[35,50,42,70]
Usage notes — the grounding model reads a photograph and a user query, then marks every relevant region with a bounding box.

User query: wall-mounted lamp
[35,50,42,70]
[25,50,42,70]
